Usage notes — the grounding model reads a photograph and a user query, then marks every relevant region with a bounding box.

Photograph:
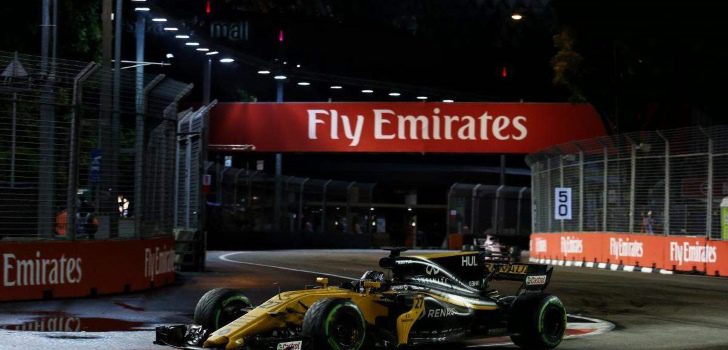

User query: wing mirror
[316,277,329,288]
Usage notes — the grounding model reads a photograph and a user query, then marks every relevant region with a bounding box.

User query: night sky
[4,0,728,130]
[3,0,728,193]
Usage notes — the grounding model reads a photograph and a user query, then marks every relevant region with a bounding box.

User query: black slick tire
[302,298,367,350]
[508,293,567,350]
[193,288,251,331]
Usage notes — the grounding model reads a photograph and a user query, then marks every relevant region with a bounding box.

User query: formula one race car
[155,249,565,350]
[475,235,521,262]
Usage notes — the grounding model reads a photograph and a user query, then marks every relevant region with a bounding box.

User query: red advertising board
[707,241,728,276]
[0,237,175,301]
[530,232,728,276]
[209,102,606,153]
[604,233,664,268]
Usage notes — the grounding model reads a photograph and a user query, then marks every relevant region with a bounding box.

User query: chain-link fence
[0,51,192,240]
[526,125,728,240]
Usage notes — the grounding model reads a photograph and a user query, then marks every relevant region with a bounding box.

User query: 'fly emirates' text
[307,108,528,146]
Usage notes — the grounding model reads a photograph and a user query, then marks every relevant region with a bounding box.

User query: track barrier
[530,233,728,277]
[0,237,175,301]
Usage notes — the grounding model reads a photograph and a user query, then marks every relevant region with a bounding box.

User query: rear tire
[508,293,566,350]
[302,298,367,350]
[193,288,251,331]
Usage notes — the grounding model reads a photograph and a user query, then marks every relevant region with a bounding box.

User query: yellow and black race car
[155,248,566,350]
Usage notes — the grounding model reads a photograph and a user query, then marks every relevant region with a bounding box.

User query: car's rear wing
[483,262,554,293]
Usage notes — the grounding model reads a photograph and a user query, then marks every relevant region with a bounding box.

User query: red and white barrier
[530,232,728,277]
[0,237,175,301]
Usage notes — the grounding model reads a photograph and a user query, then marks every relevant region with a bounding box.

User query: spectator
[642,210,655,235]
[304,220,314,233]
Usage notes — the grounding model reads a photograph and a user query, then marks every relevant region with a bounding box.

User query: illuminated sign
[209,102,606,154]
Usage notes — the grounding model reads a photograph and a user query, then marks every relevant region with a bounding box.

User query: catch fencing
[0,51,192,240]
[447,184,531,239]
[207,168,377,235]
[526,125,728,240]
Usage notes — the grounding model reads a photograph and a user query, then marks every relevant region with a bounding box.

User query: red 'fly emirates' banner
[208,102,606,153]
[0,237,175,301]
[530,232,728,276]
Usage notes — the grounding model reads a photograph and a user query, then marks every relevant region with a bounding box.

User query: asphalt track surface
[1,250,727,349]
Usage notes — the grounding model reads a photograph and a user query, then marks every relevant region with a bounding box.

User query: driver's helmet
[360,270,385,283]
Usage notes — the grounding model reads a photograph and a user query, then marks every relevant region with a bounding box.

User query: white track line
[219,252,358,281]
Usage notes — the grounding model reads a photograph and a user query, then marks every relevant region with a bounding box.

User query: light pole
[273,74,285,231]
[134,7,147,239]
[203,58,212,104]
[205,55,231,104]
[207,56,231,206]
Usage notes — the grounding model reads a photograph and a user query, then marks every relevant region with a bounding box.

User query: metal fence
[175,101,216,231]
[0,51,192,240]
[206,167,378,235]
[447,183,531,239]
[526,125,728,239]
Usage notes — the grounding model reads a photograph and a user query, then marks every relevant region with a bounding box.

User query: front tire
[193,288,251,331]
[509,293,566,350]
[302,298,367,350]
